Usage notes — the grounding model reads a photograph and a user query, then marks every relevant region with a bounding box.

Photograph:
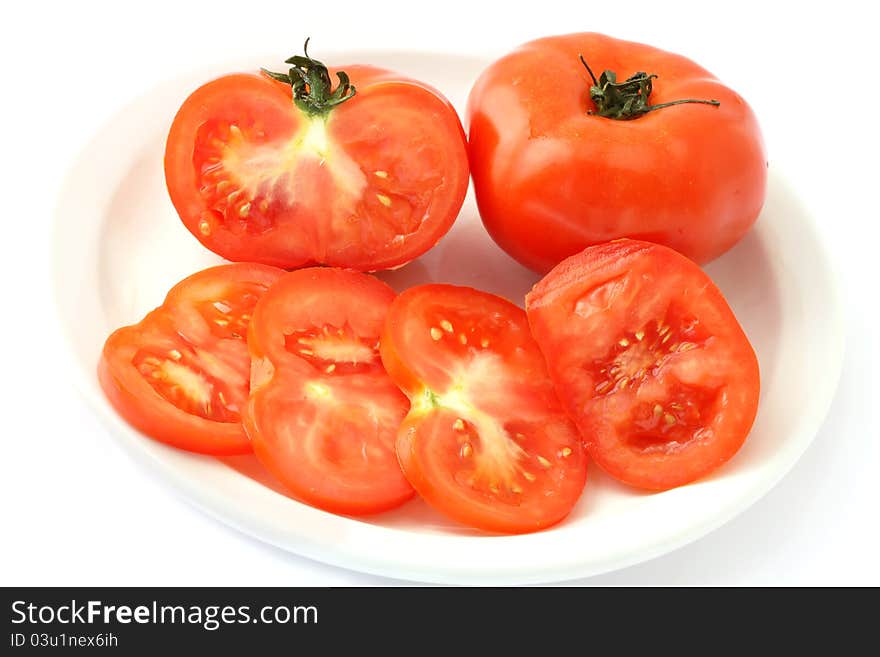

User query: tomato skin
[526,240,760,490]
[467,33,766,273]
[98,264,284,455]
[243,268,414,515]
[381,284,588,533]
[165,65,469,271]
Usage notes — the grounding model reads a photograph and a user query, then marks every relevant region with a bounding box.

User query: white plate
[53,50,844,584]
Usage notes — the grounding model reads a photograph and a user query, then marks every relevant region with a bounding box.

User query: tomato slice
[98,264,284,454]
[525,240,760,490]
[380,284,588,533]
[165,57,469,271]
[243,268,413,515]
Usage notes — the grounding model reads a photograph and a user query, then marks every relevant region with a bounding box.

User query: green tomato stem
[262,38,356,117]
[579,54,720,120]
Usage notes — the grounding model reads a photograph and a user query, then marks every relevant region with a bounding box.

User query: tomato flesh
[243,268,413,515]
[381,284,587,533]
[166,68,469,271]
[98,264,284,454]
[526,240,760,490]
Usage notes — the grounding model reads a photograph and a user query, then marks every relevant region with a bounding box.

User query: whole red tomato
[467,33,767,273]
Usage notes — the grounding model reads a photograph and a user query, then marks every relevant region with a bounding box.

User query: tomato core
[584,305,720,455]
[283,324,382,375]
[132,347,241,423]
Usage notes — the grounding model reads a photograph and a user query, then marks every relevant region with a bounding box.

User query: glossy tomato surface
[243,268,413,515]
[467,33,766,273]
[381,284,588,533]
[165,60,469,271]
[99,264,284,454]
[526,240,760,490]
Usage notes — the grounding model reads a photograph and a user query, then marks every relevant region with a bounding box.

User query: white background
[1,0,877,585]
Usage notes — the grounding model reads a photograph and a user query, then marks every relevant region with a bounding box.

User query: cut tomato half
[381,284,588,533]
[526,240,760,490]
[165,46,469,271]
[98,264,284,454]
[243,267,413,515]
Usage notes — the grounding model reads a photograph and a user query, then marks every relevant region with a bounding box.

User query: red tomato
[380,284,588,533]
[98,264,284,454]
[243,268,413,515]
[165,43,469,271]
[467,32,766,273]
[525,240,760,490]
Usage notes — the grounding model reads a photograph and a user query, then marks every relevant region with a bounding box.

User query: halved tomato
[525,240,760,490]
[98,263,284,454]
[165,43,470,271]
[243,267,413,515]
[380,284,588,534]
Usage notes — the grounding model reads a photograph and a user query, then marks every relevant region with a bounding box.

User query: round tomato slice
[380,284,587,534]
[525,240,760,490]
[165,45,469,271]
[243,268,413,515]
[98,263,284,454]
